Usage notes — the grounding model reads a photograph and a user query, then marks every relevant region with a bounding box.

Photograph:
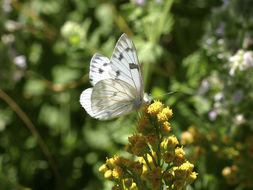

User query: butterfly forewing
[89,53,111,86]
[110,34,144,96]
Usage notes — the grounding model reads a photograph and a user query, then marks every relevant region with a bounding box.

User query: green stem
[143,154,153,170]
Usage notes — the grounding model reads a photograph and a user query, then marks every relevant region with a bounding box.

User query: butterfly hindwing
[80,88,97,118]
[90,78,138,120]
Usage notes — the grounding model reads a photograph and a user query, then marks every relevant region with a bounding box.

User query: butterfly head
[143,93,153,104]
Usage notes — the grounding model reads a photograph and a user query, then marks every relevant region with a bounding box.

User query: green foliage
[1,0,253,189]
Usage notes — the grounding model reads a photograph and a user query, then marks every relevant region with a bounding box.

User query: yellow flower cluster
[148,100,173,123]
[99,156,142,189]
[99,101,197,190]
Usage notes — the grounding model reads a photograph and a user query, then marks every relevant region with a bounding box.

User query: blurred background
[1,0,253,189]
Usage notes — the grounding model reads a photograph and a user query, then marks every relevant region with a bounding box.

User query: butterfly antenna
[153,91,178,99]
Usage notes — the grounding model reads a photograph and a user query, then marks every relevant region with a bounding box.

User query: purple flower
[243,51,253,67]
[209,109,218,121]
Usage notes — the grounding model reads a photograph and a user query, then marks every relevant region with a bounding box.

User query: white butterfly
[80,33,150,120]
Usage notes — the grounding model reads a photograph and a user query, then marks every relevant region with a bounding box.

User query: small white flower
[206,38,213,45]
[5,20,20,32]
[214,92,223,101]
[218,39,224,45]
[14,55,27,69]
[235,114,245,125]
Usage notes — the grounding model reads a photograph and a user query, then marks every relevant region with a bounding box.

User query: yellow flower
[112,166,123,179]
[161,140,167,150]
[183,161,194,172]
[175,147,185,156]
[162,107,173,118]
[157,112,168,122]
[142,162,148,175]
[186,172,198,184]
[167,135,179,149]
[104,169,113,179]
[156,107,173,122]
[106,157,117,168]
[98,164,107,173]
[161,121,171,135]
[130,182,137,190]
[147,100,163,115]
[174,147,186,166]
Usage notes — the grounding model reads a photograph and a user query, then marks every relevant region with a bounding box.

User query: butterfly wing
[110,34,144,97]
[80,88,97,118]
[80,78,138,120]
[89,53,112,86]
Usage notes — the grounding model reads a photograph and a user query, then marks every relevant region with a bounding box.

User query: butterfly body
[80,34,149,120]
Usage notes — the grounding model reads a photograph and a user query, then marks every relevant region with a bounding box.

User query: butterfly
[80,33,150,120]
